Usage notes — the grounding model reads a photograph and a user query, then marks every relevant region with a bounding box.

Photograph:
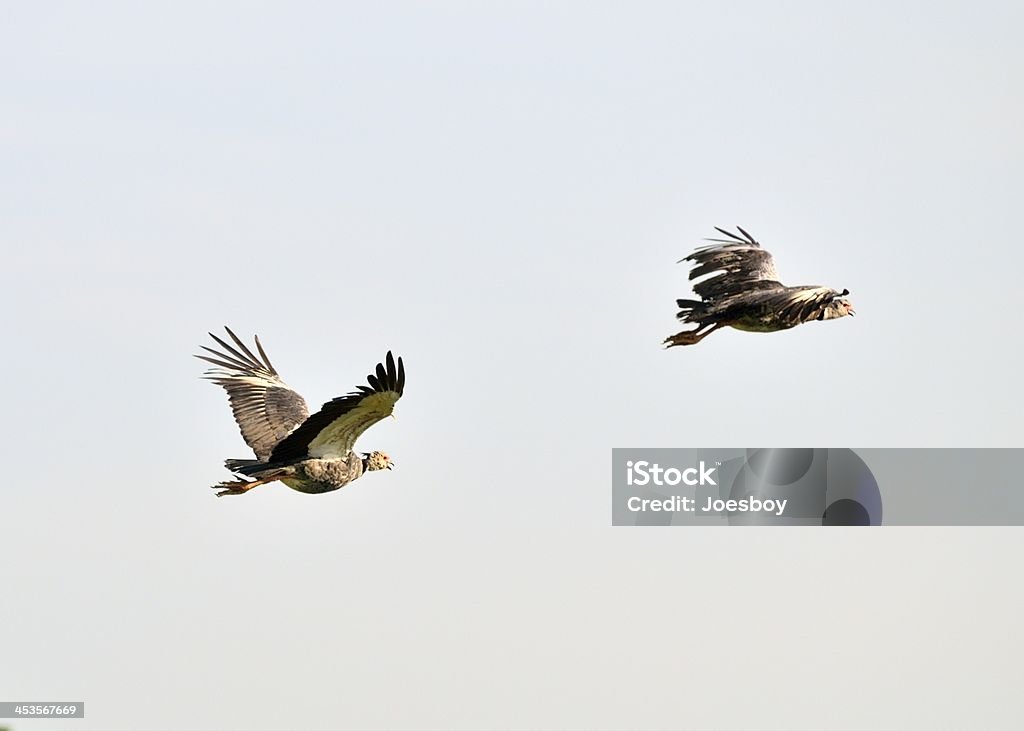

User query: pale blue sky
[2,1,1022,728]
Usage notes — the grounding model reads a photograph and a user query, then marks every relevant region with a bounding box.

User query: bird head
[821,290,855,320]
[363,451,394,471]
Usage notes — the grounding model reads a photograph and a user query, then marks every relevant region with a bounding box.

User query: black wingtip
[380,351,405,395]
[734,225,757,244]
[705,226,758,246]
[366,351,405,394]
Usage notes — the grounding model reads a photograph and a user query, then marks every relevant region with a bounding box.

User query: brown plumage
[665,226,855,347]
[196,328,309,461]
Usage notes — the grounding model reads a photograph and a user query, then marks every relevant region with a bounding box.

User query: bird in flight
[664,226,855,347]
[196,327,405,497]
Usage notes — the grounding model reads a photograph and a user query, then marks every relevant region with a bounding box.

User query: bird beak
[387,463,394,470]
[848,309,856,317]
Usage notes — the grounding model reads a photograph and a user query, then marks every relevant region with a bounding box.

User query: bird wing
[196,327,310,461]
[729,285,845,322]
[684,226,781,301]
[268,352,405,462]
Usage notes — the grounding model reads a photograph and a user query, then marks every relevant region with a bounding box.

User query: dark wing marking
[196,327,310,461]
[269,352,405,463]
[682,226,781,301]
[735,286,845,324]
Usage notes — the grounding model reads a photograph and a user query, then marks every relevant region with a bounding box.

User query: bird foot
[663,330,702,348]
[212,480,256,497]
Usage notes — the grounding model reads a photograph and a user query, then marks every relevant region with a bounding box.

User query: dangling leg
[211,469,290,497]
[663,322,723,348]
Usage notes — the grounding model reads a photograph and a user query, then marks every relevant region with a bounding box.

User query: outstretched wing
[196,327,310,461]
[268,352,405,462]
[684,226,781,301]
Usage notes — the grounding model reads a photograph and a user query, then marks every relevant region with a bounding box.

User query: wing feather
[682,227,781,301]
[730,286,842,322]
[196,327,310,460]
[269,352,406,462]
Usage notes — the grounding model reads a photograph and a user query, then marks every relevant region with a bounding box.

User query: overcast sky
[2,1,1023,728]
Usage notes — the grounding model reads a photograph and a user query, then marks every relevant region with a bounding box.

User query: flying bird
[196,327,405,497]
[664,226,854,347]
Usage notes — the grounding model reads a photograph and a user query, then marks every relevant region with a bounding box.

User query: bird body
[224,455,368,495]
[197,327,404,497]
[224,451,394,495]
[287,455,367,494]
[665,227,854,347]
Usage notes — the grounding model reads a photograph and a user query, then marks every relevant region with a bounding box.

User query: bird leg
[663,323,722,348]
[211,470,289,498]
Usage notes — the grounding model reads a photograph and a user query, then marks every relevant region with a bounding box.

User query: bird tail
[675,298,705,322]
[225,458,271,476]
